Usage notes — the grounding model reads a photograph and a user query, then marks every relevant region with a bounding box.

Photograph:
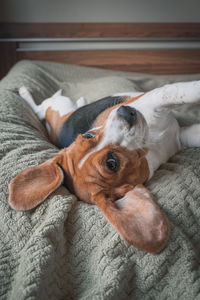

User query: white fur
[89,126,103,132]
[76,97,87,107]
[19,87,83,120]
[130,81,200,124]
[180,124,200,148]
[36,90,76,119]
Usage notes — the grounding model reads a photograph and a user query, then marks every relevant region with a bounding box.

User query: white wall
[0,0,200,22]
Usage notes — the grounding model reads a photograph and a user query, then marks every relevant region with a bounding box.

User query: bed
[0,23,200,300]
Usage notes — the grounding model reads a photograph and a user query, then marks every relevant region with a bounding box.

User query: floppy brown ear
[94,184,170,254]
[8,157,64,211]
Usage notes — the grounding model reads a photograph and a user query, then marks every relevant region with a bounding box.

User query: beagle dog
[8,82,200,253]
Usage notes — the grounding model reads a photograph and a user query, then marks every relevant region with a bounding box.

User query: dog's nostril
[117,105,137,126]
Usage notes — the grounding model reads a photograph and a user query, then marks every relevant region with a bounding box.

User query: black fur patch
[58,96,125,148]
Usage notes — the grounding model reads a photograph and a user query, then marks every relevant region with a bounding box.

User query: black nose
[117,105,137,126]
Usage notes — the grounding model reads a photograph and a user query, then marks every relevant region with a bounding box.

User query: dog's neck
[144,112,182,179]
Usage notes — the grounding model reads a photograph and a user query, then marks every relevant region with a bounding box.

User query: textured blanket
[0,60,200,300]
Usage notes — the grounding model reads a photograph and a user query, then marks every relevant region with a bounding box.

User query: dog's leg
[19,87,77,119]
[19,87,78,145]
[180,124,200,147]
[129,81,200,123]
[76,97,87,108]
[145,81,200,107]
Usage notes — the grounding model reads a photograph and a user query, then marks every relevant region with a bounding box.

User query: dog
[8,81,200,253]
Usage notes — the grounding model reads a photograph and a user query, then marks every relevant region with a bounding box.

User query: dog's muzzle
[117,105,137,127]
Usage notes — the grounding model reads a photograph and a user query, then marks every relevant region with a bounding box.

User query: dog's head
[9,96,169,253]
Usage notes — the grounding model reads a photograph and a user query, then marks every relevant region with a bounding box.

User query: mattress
[0,60,200,300]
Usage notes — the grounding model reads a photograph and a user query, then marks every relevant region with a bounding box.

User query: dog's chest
[145,112,182,179]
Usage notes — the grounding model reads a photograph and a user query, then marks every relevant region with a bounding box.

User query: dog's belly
[146,113,182,179]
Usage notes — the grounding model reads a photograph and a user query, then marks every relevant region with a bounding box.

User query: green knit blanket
[0,60,200,300]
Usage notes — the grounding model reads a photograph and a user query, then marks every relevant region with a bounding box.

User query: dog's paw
[76,97,87,108]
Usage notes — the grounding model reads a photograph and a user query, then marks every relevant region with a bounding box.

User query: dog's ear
[93,184,170,253]
[8,156,64,211]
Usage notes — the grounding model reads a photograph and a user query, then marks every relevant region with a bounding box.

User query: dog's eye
[82,131,96,139]
[106,152,119,172]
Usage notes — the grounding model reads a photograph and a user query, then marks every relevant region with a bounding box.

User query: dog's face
[8,98,170,254]
[64,104,149,203]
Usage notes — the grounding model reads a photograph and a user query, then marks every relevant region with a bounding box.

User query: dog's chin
[122,112,149,150]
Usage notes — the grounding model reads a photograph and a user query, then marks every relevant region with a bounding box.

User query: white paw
[19,86,29,98]
[76,97,87,108]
